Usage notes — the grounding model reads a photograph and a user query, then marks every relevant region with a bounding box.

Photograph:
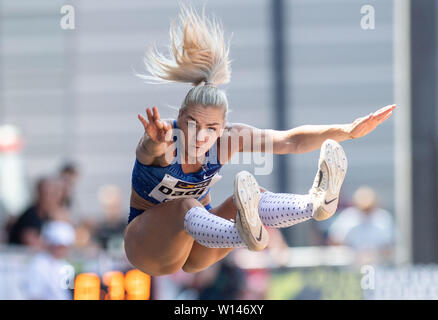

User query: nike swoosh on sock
[256,226,263,241]
[324,197,337,205]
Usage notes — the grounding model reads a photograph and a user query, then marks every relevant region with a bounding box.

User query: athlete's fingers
[152,106,160,121]
[163,121,172,131]
[374,110,390,119]
[163,123,173,141]
[374,112,391,123]
[374,106,390,115]
[376,104,394,113]
[374,106,393,119]
[376,105,395,124]
[155,119,164,130]
[383,104,396,111]
[379,111,393,123]
[146,108,154,124]
[138,114,149,129]
[374,104,396,118]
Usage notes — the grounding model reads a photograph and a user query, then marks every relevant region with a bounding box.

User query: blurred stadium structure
[0,0,437,300]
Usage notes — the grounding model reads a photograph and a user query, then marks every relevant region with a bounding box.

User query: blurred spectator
[72,218,101,258]
[266,227,290,267]
[239,268,270,300]
[58,162,79,209]
[153,268,199,299]
[22,220,76,300]
[197,260,246,300]
[94,184,126,253]
[309,190,351,246]
[327,186,394,263]
[153,259,245,300]
[7,177,69,249]
[236,229,289,300]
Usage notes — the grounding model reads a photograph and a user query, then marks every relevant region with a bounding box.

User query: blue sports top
[131,120,223,205]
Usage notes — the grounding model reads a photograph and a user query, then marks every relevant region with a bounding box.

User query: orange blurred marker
[103,271,125,300]
[74,273,101,300]
[125,269,151,300]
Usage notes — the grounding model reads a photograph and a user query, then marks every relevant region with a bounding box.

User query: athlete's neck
[181,151,206,166]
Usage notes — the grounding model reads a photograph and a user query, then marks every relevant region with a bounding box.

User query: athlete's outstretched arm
[229,104,395,155]
[287,104,395,154]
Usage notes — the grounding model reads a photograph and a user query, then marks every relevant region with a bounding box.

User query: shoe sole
[311,139,348,221]
[233,171,269,251]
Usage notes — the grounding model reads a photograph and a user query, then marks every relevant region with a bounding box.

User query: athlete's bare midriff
[130,186,212,212]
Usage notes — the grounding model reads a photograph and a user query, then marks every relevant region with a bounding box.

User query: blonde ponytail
[140,4,231,87]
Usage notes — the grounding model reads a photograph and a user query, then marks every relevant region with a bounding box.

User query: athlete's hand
[347,104,396,139]
[138,106,173,144]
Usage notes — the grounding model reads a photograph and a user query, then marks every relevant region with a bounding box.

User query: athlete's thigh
[207,195,237,220]
[124,197,202,276]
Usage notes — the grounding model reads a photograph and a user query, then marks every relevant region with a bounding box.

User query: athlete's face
[178,105,225,158]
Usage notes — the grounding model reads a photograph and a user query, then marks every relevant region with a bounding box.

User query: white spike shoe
[309,139,348,221]
[233,171,269,251]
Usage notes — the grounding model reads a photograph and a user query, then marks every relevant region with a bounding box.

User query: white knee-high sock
[258,191,313,228]
[184,206,246,248]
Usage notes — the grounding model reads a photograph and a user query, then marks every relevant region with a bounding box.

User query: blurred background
[0,0,437,300]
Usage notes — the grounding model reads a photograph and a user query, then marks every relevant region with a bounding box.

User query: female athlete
[123,6,395,276]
